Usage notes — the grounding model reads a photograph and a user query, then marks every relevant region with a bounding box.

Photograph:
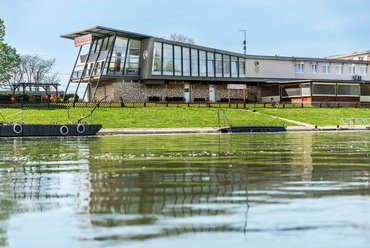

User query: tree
[6,54,60,91]
[169,33,195,44]
[0,19,20,88]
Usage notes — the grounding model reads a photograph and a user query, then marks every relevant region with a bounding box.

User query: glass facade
[239,58,245,77]
[163,44,173,75]
[207,52,214,77]
[191,49,198,76]
[223,55,230,77]
[152,42,162,75]
[313,84,336,95]
[174,46,182,76]
[231,57,238,77]
[199,51,206,77]
[125,40,140,75]
[183,48,190,76]
[151,41,247,79]
[215,54,222,77]
[109,37,128,73]
[301,83,311,96]
[337,85,359,96]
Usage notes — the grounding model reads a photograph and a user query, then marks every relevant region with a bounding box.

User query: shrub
[50,92,61,103]
[10,94,18,103]
[29,94,37,103]
[41,93,49,103]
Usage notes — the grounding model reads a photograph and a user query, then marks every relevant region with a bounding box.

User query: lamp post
[89,83,92,124]
[276,102,279,126]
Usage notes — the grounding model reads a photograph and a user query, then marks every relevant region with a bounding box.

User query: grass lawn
[1,106,369,128]
[256,107,370,126]
[0,107,292,128]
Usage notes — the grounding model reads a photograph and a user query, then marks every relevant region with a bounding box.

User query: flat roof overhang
[278,79,369,85]
[60,26,151,40]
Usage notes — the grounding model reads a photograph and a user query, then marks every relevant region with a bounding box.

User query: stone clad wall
[112,81,184,102]
[95,81,262,102]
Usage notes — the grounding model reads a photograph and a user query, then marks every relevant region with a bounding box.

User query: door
[209,85,215,103]
[184,84,190,102]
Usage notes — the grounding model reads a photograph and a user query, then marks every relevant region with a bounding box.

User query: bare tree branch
[77,95,109,124]
[169,33,195,44]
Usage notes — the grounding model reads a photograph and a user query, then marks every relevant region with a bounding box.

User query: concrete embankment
[98,126,369,135]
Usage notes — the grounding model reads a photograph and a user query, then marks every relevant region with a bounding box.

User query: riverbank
[1,107,369,130]
[98,125,370,135]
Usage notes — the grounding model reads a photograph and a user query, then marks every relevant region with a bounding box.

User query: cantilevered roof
[60,26,151,40]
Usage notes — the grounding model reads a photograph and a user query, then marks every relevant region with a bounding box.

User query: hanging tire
[76,124,85,134]
[60,125,69,135]
[13,123,22,134]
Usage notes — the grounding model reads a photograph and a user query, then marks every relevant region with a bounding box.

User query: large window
[207,52,214,77]
[109,37,128,73]
[191,49,198,76]
[239,58,246,77]
[282,85,301,98]
[309,62,317,74]
[174,46,182,76]
[335,63,343,74]
[163,44,173,75]
[152,42,162,75]
[183,47,190,76]
[231,56,238,77]
[296,61,304,73]
[313,83,336,95]
[361,84,370,96]
[360,64,368,75]
[348,63,356,75]
[215,54,222,77]
[322,63,330,74]
[301,83,311,96]
[223,55,230,77]
[199,51,206,77]
[337,84,359,96]
[125,39,141,75]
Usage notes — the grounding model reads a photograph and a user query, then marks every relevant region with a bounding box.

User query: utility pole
[239,30,246,55]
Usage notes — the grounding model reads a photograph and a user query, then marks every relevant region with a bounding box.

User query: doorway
[184,84,190,102]
[209,85,215,103]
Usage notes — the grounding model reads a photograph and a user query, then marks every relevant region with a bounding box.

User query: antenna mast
[239,30,246,55]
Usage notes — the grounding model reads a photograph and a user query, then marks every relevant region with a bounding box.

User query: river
[0,131,369,247]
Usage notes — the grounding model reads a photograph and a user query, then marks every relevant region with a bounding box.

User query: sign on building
[74,34,92,47]
[227,84,247,89]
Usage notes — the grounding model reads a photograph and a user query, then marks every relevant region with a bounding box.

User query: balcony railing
[72,67,140,79]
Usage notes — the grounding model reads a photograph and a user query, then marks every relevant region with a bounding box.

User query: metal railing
[340,118,370,127]
[4,111,23,124]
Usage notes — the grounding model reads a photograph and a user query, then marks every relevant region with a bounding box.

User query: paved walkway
[98,125,369,135]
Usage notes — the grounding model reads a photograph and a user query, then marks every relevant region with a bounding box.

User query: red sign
[227,84,246,90]
[74,34,92,47]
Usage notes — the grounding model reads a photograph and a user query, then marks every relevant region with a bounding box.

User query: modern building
[61,26,370,104]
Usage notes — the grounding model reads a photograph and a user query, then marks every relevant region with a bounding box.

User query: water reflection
[0,132,369,247]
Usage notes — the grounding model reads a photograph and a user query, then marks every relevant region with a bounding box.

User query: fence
[0,101,369,109]
[340,118,370,127]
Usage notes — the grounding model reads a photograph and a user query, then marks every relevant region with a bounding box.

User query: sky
[1,0,370,96]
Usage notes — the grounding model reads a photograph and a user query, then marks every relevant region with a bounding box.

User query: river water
[0,132,369,248]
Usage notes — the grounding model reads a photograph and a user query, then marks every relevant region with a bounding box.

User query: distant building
[61,26,370,104]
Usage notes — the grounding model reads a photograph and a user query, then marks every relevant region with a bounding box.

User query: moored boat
[0,123,102,137]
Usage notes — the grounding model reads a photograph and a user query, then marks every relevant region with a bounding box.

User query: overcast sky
[1,0,369,95]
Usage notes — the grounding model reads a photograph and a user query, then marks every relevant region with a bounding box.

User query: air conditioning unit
[353,75,362,81]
